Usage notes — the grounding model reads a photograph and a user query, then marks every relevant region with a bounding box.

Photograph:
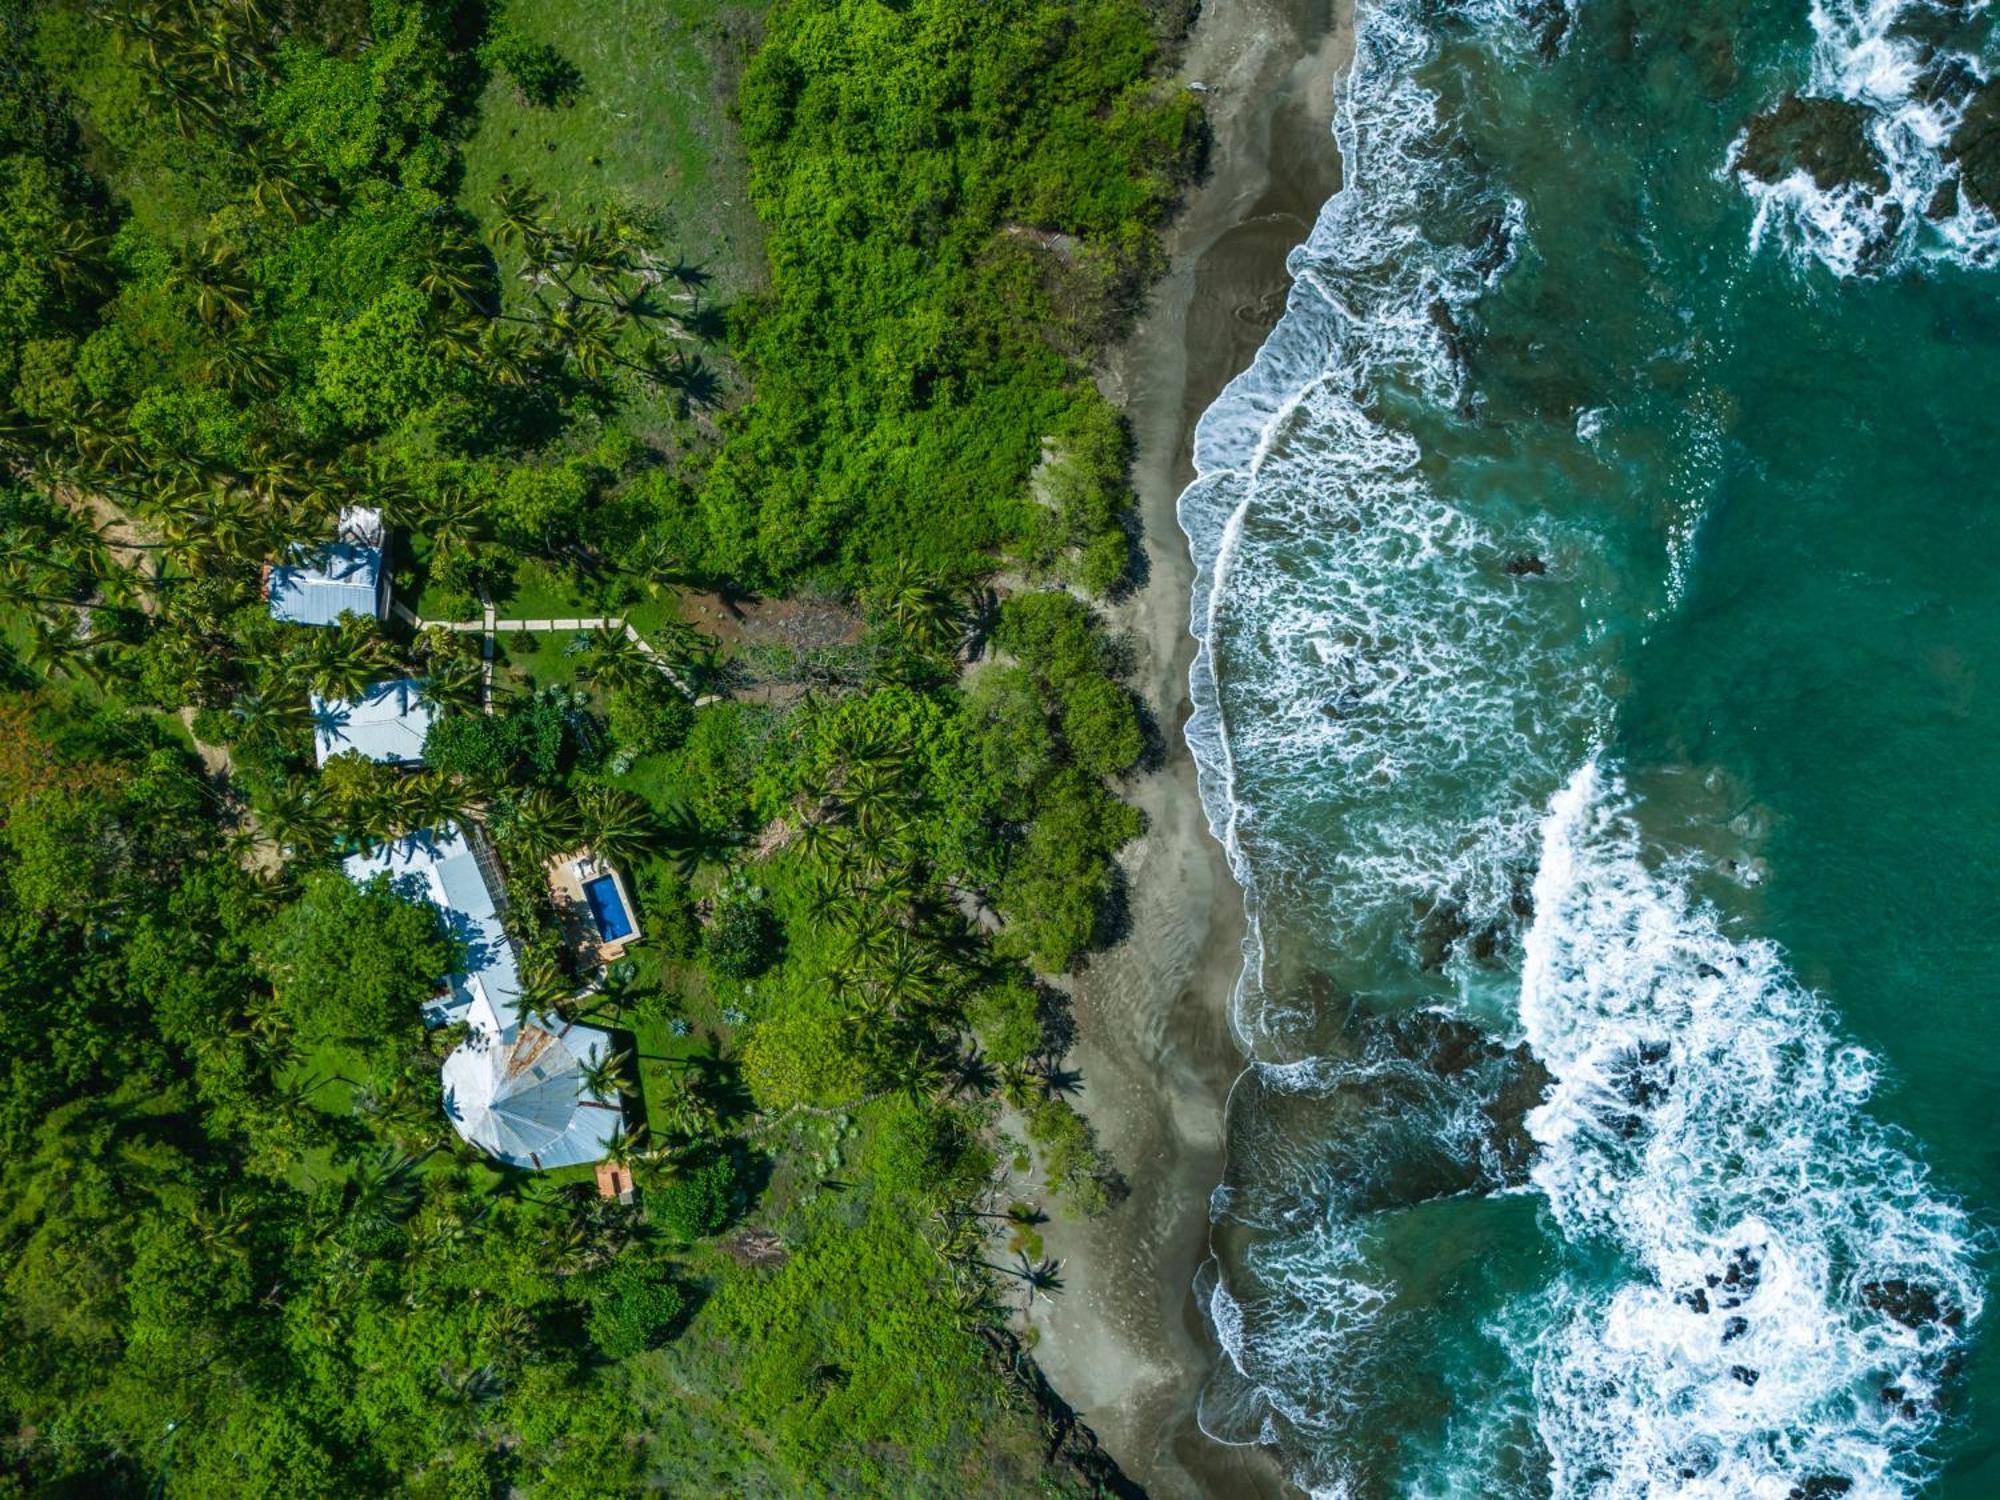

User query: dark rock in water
[1468,213,1514,278]
[1945,78,2000,214]
[1879,1382,1923,1419]
[1520,0,1569,60]
[1485,1041,1553,1186]
[1730,1365,1761,1388]
[1504,554,1548,577]
[1678,1286,1711,1315]
[1409,899,1515,973]
[1722,1314,1750,1344]
[1789,1477,1854,1500]
[1736,94,1889,194]
[1859,1277,1961,1330]
[1611,1038,1675,1111]
[1927,178,1961,221]
[1696,961,1725,980]
[1673,1442,1719,1480]
[1708,1245,1763,1309]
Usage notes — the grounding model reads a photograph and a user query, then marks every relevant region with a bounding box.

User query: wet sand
[1023,3,1352,1496]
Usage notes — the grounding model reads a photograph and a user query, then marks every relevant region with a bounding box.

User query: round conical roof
[440,1022,619,1169]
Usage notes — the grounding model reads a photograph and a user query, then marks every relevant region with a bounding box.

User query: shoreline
[1024,2,1352,1495]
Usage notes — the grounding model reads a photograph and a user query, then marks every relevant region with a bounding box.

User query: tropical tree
[578,1047,634,1105]
[576,784,653,869]
[581,624,659,695]
[988,1252,1064,1305]
[499,785,582,862]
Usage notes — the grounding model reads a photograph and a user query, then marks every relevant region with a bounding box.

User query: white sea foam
[1515,763,1983,1498]
[1733,0,2000,275]
[1182,0,1982,1491]
[1180,0,1604,1031]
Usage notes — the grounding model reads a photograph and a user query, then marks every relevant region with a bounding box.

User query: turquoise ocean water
[1178,0,2000,1494]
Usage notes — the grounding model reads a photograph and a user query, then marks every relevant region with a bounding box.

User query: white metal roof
[311,679,435,766]
[342,823,521,1035]
[439,1021,622,1169]
[269,508,387,626]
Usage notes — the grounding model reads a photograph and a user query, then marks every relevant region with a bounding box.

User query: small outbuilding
[268,506,390,626]
[311,678,435,767]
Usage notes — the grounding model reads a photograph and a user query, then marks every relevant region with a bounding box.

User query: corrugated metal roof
[268,542,384,626]
[268,509,388,626]
[311,679,435,766]
[439,1022,621,1169]
[342,823,522,1034]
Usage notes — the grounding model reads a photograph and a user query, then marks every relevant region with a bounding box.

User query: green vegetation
[0,0,1195,1492]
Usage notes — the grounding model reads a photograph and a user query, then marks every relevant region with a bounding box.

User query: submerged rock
[1736,94,1889,194]
[1859,1276,1964,1331]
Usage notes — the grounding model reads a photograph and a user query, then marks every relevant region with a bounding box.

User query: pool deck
[544,849,642,967]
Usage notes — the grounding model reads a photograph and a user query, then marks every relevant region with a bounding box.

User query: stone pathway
[391,599,713,710]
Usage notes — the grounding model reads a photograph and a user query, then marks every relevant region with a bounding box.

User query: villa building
[268,506,390,626]
[342,823,620,1170]
[311,678,435,767]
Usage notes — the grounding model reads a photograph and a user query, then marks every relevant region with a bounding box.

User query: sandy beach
[1023,3,1352,1495]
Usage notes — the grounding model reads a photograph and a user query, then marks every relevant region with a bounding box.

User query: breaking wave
[1516,763,1983,1498]
[1176,0,1986,1492]
[1179,0,1606,1037]
[1732,0,2000,276]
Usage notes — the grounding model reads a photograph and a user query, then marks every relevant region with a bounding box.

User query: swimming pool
[581,874,634,943]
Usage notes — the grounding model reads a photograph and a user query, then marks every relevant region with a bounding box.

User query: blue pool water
[581,875,633,942]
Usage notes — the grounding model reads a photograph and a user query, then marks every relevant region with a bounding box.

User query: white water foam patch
[1180,0,1608,1029]
[1516,763,1983,1497]
[1734,0,2000,276]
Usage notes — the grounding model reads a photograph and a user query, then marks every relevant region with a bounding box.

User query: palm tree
[489,183,553,253]
[232,685,306,749]
[582,624,659,695]
[576,785,654,869]
[418,229,489,307]
[417,658,484,717]
[476,322,541,388]
[258,779,334,856]
[307,623,394,700]
[634,1135,694,1192]
[870,558,963,656]
[516,950,579,1024]
[418,485,488,558]
[181,240,254,325]
[502,785,583,863]
[577,1047,635,1106]
[655,1072,718,1141]
[345,1149,424,1234]
[988,1252,1065,1305]
[601,1121,646,1171]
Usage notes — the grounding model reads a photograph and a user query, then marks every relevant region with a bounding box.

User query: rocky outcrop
[1736,95,1888,194]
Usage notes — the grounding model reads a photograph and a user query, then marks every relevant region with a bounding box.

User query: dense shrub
[701,0,1202,588]
[484,30,583,109]
[652,1156,739,1244]
[607,682,694,757]
[703,889,781,979]
[585,1262,687,1358]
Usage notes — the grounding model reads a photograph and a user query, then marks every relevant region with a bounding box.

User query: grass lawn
[459,0,766,284]
[458,0,771,443]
